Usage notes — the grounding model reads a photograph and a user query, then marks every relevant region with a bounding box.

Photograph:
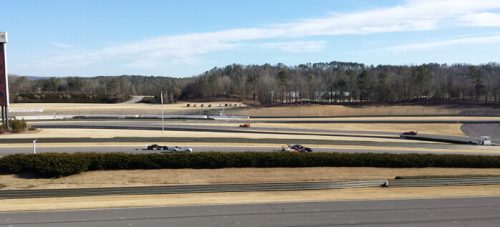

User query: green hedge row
[1,152,500,178]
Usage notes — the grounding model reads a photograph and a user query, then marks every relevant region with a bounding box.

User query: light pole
[0,32,9,129]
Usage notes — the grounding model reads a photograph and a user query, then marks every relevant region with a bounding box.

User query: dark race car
[146,144,169,150]
[282,144,313,153]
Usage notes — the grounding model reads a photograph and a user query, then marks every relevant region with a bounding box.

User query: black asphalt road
[3,197,500,226]
[1,145,497,156]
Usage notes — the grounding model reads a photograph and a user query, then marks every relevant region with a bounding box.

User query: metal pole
[1,106,4,127]
[161,91,164,132]
[33,139,37,154]
[0,33,8,129]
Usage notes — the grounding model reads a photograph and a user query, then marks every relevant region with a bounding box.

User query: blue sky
[1,0,500,77]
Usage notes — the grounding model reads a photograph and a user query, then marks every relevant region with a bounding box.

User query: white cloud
[32,0,500,74]
[459,12,500,27]
[388,34,500,52]
[260,41,328,53]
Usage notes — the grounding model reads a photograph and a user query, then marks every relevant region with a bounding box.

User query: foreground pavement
[2,197,500,226]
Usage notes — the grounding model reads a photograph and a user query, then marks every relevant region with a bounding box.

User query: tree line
[8,61,500,105]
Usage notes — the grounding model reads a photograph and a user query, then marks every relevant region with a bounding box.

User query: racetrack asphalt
[29,119,498,144]
[1,145,498,156]
[30,120,399,138]
[0,119,496,156]
[461,123,500,139]
[3,197,500,226]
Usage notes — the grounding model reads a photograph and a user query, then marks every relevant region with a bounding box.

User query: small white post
[32,139,37,154]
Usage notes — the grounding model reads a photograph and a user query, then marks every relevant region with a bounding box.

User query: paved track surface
[31,120,399,138]
[119,95,147,104]
[1,145,497,156]
[462,124,500,139]
[3,197,500,226]
[1,119,494,156]
[29,120,493,144]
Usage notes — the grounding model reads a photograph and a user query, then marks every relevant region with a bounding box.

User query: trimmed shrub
[9,119,28,133]
[1,152,500,178]
[0,153,90,177]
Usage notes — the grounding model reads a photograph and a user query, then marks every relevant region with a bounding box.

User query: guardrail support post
[32,139,37,154]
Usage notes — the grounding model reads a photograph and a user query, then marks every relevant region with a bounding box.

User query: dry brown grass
[229,105,488,117]
[10,101,245,115]
[3,167,500,211]
[3,185,500,212]
[3,167,500,190]
[251,123,464,136]
[11,103,495,117]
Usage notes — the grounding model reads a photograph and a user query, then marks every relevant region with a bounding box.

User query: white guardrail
[13,114,250,120]
[9,108,44,113]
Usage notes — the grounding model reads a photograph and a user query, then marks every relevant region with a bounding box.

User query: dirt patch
[3,167,500,190]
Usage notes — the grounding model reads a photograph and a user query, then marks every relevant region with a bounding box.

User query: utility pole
[0,32,9,129]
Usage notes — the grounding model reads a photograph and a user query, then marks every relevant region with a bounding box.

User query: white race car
[164,146,193,153]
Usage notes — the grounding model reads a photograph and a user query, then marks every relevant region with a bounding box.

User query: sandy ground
[10,102,245,115]
[251,123,464,136]
[3,185,500,212]
[229,105,483,117]
[3,167,500,190]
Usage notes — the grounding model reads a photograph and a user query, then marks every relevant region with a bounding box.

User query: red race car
[401,131,418,136]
